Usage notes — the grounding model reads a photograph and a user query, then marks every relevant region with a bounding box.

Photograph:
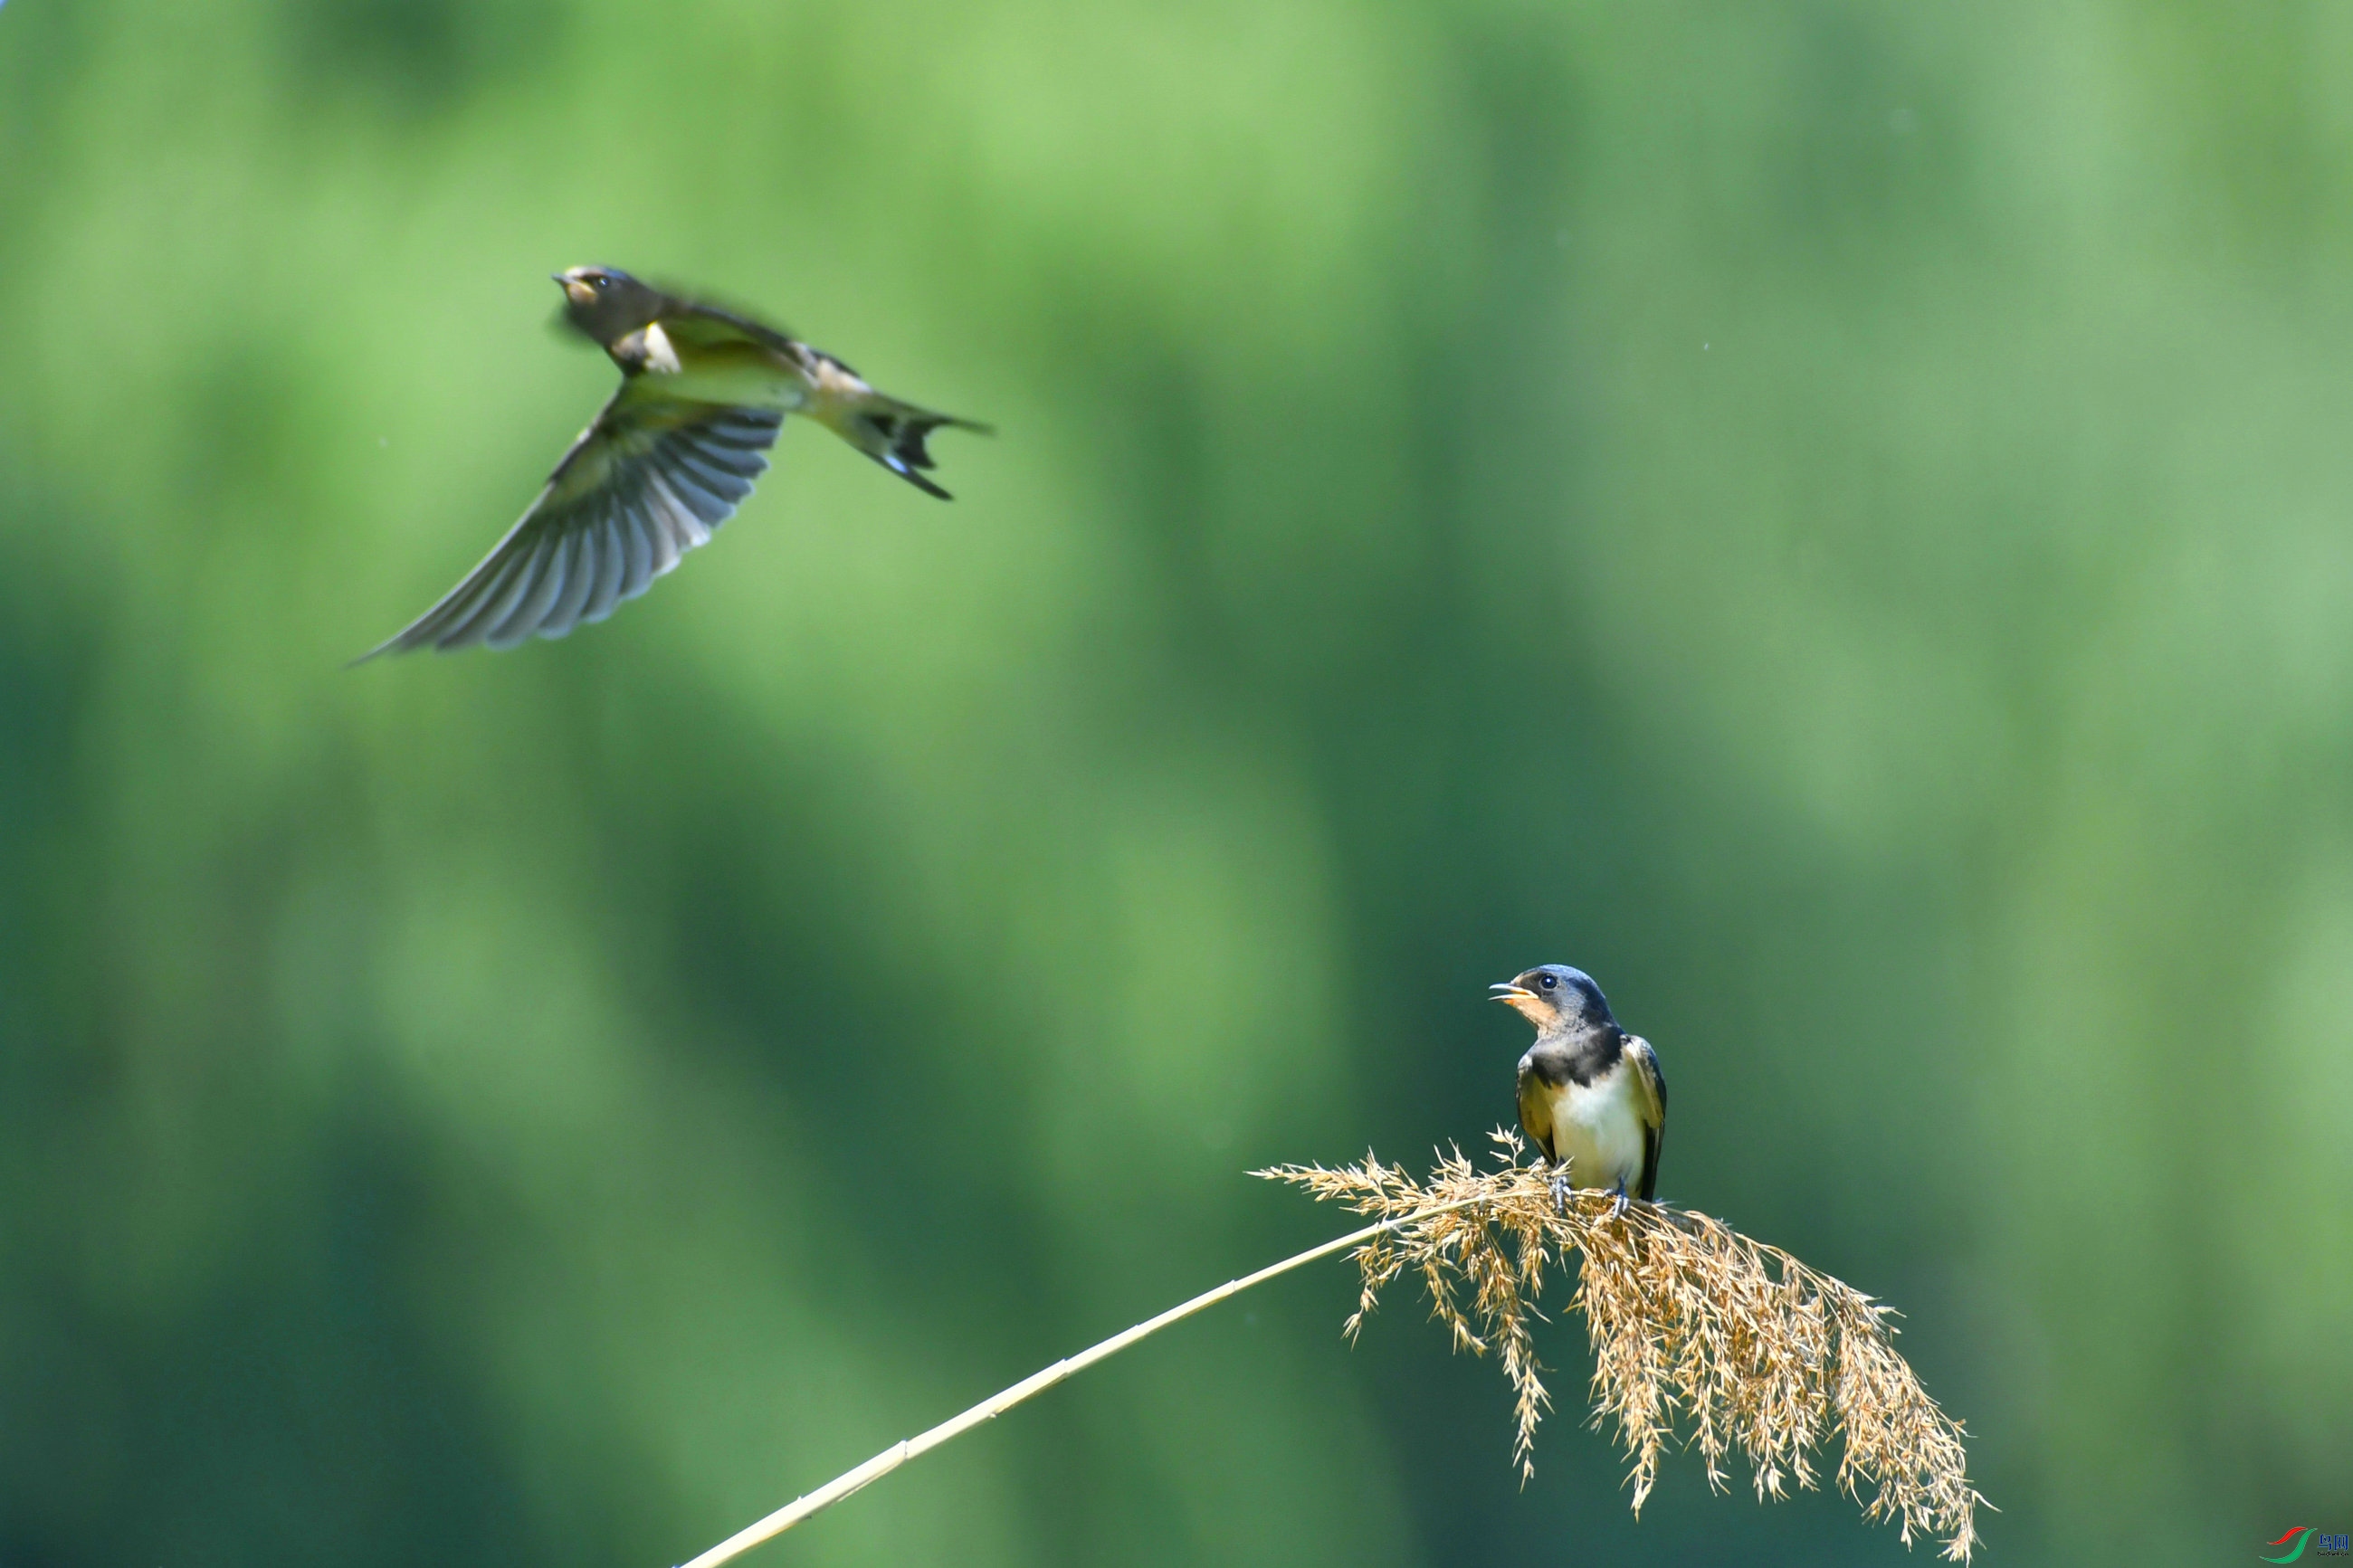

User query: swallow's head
[554,266,664,344]
[1491,964,1615,1034]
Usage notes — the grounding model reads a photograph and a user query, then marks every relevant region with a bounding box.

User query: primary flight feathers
[358,267,986,660]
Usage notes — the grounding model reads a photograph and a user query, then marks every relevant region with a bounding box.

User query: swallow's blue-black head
[553,265,666,345]
[1491,964,1615,1034]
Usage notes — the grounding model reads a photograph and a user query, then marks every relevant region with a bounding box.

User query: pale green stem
[675,1195,1488,1568]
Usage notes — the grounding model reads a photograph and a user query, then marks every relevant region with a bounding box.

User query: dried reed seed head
[1256,1133,1985,1562]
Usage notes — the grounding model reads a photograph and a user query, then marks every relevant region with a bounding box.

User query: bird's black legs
[1610,1179,1631,1219]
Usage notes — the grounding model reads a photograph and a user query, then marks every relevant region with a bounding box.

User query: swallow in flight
[358,266,986,658]
[1492,964,1667,1213]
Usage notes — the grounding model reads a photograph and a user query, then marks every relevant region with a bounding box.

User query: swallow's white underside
[1539,1059,1648,1192]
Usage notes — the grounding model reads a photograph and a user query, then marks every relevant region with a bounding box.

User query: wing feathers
[583,510,627,624]
[1624,1035,1667,1201]
[453,546,538,651]
[613,499,652,587]
[542,527,596,635]
[642,493,683,577]
[486,532,569,649]
[356,395,783,660]
[655,456,730,520]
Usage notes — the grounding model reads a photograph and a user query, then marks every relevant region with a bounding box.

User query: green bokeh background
[3,2,2349,1563]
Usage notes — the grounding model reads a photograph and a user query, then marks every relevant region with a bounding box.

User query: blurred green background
[3,1,2349,1563]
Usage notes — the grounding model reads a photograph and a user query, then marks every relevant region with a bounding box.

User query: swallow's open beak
[1491,981,1537,1004]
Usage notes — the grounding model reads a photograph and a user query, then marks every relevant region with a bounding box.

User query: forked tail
[842,395,991,499]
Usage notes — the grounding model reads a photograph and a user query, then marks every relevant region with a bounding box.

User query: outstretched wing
[1624,1034,1667,1200]
[357,384,782,658]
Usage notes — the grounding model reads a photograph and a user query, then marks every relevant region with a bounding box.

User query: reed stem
[675,1195,1491,1568]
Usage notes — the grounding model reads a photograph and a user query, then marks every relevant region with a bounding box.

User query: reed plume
[1261,1131,1985,1560]
[676,1135,1983,1567]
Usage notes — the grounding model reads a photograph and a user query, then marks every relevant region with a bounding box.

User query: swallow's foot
[1609,1181,1630,1220]
[1548,1167,1574,1214]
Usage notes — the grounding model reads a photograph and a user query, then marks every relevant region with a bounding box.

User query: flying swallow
[1492,964,1667,1212]
[357,266,986,658]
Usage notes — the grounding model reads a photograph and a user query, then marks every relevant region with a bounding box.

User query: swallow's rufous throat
[1492,964,1668,1212]
[359,266,986,658]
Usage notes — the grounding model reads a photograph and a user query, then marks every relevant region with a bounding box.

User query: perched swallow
[357,266,986,658]
[1492,965,1667,1212]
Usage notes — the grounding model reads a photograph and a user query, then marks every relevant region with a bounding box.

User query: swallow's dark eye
[1538,974,1558,991]
[591,276,609,290]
